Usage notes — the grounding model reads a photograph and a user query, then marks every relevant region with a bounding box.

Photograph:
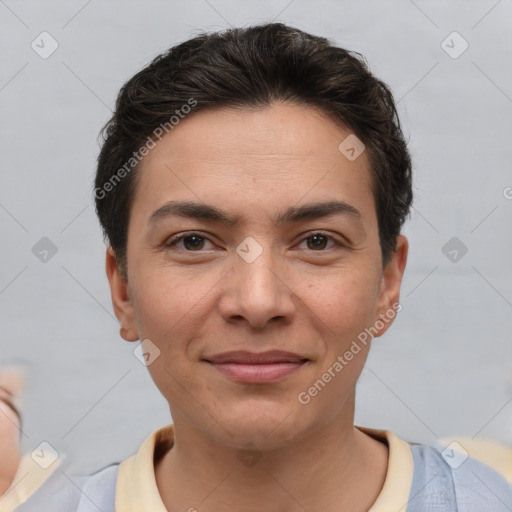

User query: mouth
[203,350,309,384]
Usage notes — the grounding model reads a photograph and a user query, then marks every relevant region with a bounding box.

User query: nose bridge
[238,250,278,298]
[236,237,281,302]
[220,236,295,327]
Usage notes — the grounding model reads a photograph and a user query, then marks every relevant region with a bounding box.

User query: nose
[218,244,296,329]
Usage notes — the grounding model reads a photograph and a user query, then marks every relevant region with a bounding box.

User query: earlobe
[373,234,409,338]
[105,247,140,342]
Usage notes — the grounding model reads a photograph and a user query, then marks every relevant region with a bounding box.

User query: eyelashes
[164,232,215,251]
[163,231,348,253]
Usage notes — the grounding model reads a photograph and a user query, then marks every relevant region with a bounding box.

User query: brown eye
[164,233,215,251]
[298,232,342,251]
[306,234,329,250]
[182,235,205,250]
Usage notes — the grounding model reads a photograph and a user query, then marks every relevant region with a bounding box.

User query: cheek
[129,264,218,341]
[300,264,381,341]
[128,272,203,402]
[293,272,378,418]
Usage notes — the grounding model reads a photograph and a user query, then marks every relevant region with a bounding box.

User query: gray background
[1,0,511,474]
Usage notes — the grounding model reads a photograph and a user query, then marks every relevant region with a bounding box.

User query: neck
[155,398,388,512]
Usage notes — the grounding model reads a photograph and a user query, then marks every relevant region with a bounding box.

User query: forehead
[142,102,366,167]
[132,101,375,225]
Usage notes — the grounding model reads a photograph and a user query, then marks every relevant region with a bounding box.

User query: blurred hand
[0,367,25,497]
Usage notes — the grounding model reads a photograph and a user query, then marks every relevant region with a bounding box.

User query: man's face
[107,101,407,449]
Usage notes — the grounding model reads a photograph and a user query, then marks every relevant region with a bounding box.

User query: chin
[211,400,307,450]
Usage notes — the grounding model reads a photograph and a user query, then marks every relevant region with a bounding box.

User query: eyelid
[163,230,349,252]
[163,231,218,250]
[294,231,348,250]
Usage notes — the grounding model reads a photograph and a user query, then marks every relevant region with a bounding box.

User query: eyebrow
[148,200,363,227]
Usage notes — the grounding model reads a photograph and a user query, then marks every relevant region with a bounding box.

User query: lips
[205,350,308,365]
[204,350,309,383]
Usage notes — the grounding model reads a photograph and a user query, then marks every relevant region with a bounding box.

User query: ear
[105,246,139,342]
[373,234,408,338]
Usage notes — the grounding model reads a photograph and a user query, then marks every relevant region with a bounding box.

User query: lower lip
[208,362,306,383]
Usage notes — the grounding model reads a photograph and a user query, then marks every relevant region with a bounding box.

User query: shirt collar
[0,453,64,512]
[115,424,413,512]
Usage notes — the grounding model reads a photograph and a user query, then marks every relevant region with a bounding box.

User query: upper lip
[205,350,308,364]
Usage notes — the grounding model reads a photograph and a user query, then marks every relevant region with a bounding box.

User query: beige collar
[0,452,63,512]
[115,424,414,511]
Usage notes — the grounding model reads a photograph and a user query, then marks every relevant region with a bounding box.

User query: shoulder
[14,460,119,512]
[13,425,169,512]
[407,442,512,511]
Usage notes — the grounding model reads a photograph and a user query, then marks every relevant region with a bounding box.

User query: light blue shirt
[15,442,512,511]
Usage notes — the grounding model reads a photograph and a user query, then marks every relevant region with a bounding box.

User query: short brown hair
[94,22,413,278]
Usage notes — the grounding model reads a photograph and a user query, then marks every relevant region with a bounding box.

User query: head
[97,23,412,448]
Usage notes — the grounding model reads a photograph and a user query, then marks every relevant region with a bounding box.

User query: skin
[0,406,21,497]
[0,389,22,496]
[107,101,408,512]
